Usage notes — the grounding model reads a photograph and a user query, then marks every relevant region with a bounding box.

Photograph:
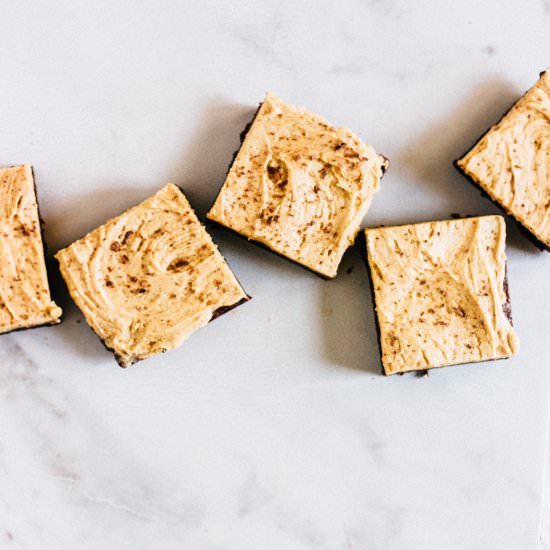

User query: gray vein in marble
[237,471,272,518]
[356,419,386,464]
[0,335,203,544]
[481,44,496,55]
[225,3,295,73]
[0,337,67,419]
[328,62,376,76]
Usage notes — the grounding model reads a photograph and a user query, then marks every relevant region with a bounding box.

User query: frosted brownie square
[56,184,249,367]
[456,70,550,250]
[0,165,62,333]
[207,92,388,278]
[365,215,519,375]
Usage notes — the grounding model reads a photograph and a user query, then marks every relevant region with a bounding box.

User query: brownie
[207,92,388,279]
[364,215,519,375]
[455,70,550,251]
[55,184,249,367]
[0,165,62,334]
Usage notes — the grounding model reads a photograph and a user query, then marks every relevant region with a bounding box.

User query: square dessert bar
[0,165,62,333]
[365,215,519,375]
[207,92,388,279]
[456,70,550,250]
[56,184,249,367]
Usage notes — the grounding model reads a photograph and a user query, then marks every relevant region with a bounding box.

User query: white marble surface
[0,1,549,549]
[541,420,550,549]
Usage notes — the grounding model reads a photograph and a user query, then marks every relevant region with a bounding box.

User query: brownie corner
[210,295,251,322]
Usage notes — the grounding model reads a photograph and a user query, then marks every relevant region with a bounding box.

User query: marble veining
[0,1,549,549]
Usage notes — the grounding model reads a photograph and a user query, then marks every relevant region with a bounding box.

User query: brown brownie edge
[88,292,251,369]
[453,161,550,252]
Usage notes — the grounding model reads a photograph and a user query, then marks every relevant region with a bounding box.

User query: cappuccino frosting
[0,165,62,333]
[365,215,519,375]
[56,184,248,367]
[457,70,550,248]
[207,92,387,278]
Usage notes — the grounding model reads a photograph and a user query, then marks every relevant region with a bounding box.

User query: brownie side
[387,354,516,376]
[453,162,550,252]
[502,262,513,325]
[208,105,389,280]
[0,319,61,337]
[379,154,390,175]
[79,291,251,369]
[454,70,549,252]
[210,296,250,321]
[31,165,64,322]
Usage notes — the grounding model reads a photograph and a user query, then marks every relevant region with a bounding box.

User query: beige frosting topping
[457,70,550,247]
[56,184,248,367]
[207,92,387,278]
[0,165,62,333]
[365,216,519,374]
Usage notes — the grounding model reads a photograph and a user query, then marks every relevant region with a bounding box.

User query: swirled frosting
[0,165,62,333]
[457,70,550,248]
[56,184,248,367]
[365,216,519,375]
[207,92,387,278]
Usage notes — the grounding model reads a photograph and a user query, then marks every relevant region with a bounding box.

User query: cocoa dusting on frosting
[0,165,62,333]
[366,216,519,375]
[207,92,387,278]
[457,70,550,247]
[56,184,248,366]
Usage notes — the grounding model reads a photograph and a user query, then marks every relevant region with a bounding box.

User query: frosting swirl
[366,216,519,374]
[56,184,248,366]
[0,165,61,333]
[457,70,550,247]
[208,92,387,278]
